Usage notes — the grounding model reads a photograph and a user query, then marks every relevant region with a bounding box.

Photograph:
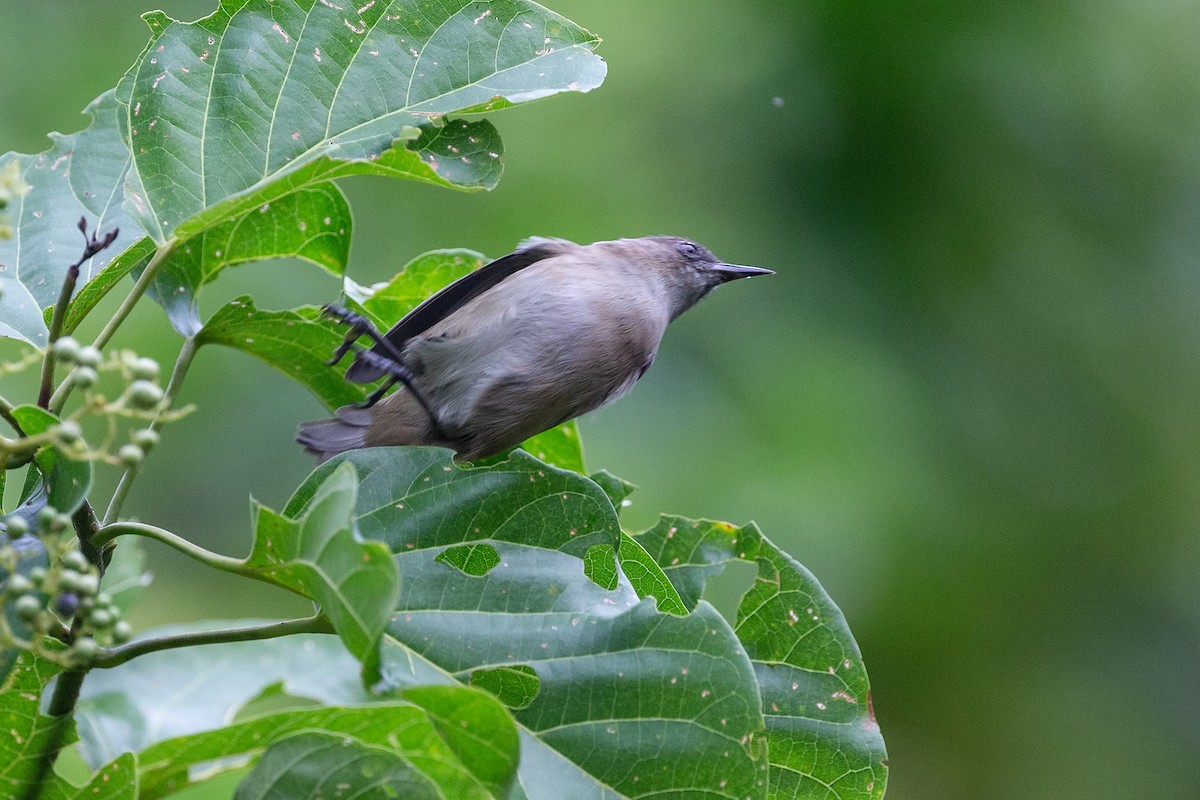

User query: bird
[297,235,772,463]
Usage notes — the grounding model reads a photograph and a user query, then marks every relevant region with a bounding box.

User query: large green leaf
[247,462,399,675]
[288,448,769,800]
[634,517,889,800]
[116,0,605,243]
[0,91,143,346]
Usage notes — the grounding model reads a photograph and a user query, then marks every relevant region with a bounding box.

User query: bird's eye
[677,241,699,256]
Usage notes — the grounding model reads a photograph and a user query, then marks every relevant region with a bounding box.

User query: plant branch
[92,521,249,575]
[38,218,121,408]
[91,614,334,669]
[104,335,199,523]
[48,237,177,415]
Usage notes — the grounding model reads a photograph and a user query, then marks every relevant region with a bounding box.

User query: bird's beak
[712,263,774,282]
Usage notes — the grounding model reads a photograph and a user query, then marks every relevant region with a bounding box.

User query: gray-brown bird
[298,236,771,462]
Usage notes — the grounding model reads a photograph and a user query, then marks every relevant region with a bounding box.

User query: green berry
[5,574,34,595]
[130,357,160,380]
[127,380,164,410]
[52,337,80,363]
[38,506,58,528]
[118,444,144,468]
[94,591,113,609]
[56,420,83,443]
[28,567,47,586]
[71,366,98,388]
[76,345,102,368]
[75,573,100,596]
[4,516,29,538]
[51,513,72,533]
[88,608,113,629]
[58,569,82,592]
[132,428,159,451]
[61,550,88,572]
[112,620,133,644]
[15,594,42,620]
[70,637,99,661]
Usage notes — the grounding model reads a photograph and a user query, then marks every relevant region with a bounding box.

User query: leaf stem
[48,237,177,415]
[103,336,198,523]
[92,520,249,575]
[91,614,334,669]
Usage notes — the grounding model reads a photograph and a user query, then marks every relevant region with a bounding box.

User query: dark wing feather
[346,238,575,383]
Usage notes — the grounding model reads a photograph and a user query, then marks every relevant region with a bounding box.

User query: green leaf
[55,238,156,337]
[117,1,605,243]
[232,731,453,800]
[0,91,142,345]
[11,404,92,515]
[634,517,889,800]
[468,664,540,710]
[616,530,687,616]
[247,462,399,676]
[142,182,353,335]
[284,448,618,560]
[356,248,487,323]
[135,691,515,800]
[0,650,76,798]
[290,448,769,800]
[75,627,368,764]
[197,297,371,410]
[38,753,138,800]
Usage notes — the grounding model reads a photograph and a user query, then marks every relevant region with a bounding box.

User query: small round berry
[15,595,42,621]
[75,573,100,596]
[50,513,71,532]
[130,357,160,381]
[4,516,29,538]
[4,574,34,595]
[94,592,113,609]
[76,345,102,368]
[55,592,80,617]
[38,506,58,528]
[88,608,113,629]
[28,567,47,586]
[112,620,133,644]
[58,570,82,592]
[132,429,160,451]
[52,337,81,363]
[127,380,164,410]
[118,444,144,468]
[71,367,98,388]
[56,420,83,443]
[61,550,88,572]
[70,637,99,661]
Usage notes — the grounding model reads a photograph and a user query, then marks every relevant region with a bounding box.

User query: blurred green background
[3,2,1199,798]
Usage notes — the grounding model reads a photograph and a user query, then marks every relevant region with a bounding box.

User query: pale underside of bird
[297,235,771,463]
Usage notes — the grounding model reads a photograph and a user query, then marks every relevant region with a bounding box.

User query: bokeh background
[3,2,1199,798]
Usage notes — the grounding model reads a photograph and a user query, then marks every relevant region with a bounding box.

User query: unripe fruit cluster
[1,510,132,664]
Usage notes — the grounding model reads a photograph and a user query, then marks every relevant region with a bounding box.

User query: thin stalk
[91,521,248,575]
[91,614,334,669]
[37,264,81,408]
[49,237,177,414]
[103,336,198,523]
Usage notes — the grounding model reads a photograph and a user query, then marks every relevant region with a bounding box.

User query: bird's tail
[296,405,372,463]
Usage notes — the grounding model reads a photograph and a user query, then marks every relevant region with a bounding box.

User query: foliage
[0,2,886,798]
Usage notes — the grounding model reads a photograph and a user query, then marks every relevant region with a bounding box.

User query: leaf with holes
[634,516,889,800]
[287,448,770,800]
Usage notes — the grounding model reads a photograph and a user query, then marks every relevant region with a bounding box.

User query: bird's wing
[346,237,578,383]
